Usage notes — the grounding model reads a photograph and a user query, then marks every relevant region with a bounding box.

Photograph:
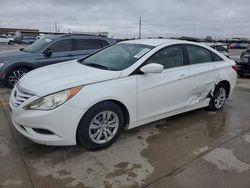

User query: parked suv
[0,34,116,88]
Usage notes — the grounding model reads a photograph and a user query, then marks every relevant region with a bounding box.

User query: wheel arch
[217,80,231,98]
[106,99,130,127]
[4,63,35,78]
[80,99,130,128]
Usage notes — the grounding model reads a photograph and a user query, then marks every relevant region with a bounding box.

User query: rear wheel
[5,67,29,88]
[77,101,124,150]
[207,83,227,111]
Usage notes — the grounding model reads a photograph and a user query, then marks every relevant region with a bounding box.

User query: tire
[8,41,14,45]
[77,101,124,150]
[207,83,227,111]
[5,67,29,88]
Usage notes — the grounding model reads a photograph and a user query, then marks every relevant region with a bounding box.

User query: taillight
[232,64,238,72]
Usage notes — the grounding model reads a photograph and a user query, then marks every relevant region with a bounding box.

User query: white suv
[0,35,14,45]
[9,39,237,149]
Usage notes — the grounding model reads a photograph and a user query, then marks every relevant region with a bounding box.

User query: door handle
[213,66,217,69]
[68,54,74,57]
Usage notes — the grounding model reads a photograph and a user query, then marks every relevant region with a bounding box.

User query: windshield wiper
[85,63,109,70]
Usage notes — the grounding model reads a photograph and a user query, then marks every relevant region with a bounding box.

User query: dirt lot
[0,44,250,188]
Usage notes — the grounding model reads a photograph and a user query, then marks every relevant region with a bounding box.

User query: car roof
[121,39,197,47]
[43,34,110,40]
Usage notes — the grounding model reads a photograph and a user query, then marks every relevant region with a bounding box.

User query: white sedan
[9,39,237,149]
[0,35,14,44]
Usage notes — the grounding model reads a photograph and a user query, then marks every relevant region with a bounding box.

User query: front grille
[11,85,34,107]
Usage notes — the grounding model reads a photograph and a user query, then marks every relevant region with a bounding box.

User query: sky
[0,0,249,39]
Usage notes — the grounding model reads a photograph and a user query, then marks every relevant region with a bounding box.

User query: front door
[39,39,75,67]
[137,45,189,122]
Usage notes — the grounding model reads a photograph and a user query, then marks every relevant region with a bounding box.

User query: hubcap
[89,111,119,144]
[8,70,26,87]
[214,88,226,109]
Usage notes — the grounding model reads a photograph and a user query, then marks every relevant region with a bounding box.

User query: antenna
[139,17,141,39]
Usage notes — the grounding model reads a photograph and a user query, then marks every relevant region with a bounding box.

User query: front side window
[23,37,53,53]
[49,39,72,53]
[146,45,184,69]
[80,43,153,71]
[186,45,212,64]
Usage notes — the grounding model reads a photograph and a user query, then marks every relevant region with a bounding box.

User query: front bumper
[9,100,85,146]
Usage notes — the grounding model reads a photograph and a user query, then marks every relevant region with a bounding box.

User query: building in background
[0,27,39,38]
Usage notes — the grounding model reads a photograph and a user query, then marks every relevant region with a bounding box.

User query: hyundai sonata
[9,39,237,149]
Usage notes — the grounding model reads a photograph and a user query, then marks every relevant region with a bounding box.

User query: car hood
[0,49,32,61]
[18,60,122,96]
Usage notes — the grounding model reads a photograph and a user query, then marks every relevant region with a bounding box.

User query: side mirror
[43,48,52,57]
[140,63,164,74]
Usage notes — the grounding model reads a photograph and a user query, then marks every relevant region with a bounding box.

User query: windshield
[23,37,53,53]
[80,43,153,71]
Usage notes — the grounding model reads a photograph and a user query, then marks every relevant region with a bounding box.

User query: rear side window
[74,39,102,51]
[146,45,184,69]
[212,52,223,61]
[186,45,212,64]
[49,39,72,53]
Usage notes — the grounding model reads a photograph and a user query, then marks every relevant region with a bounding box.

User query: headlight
[24,86,82,110]
[0,63,4,69]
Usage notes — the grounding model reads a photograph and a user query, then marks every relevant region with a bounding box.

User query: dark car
[0,34,116,88]
[237,48,250,77]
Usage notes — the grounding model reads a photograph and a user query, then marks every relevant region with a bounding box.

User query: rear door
[185,44,222,106]
[39,39,75,67]
[72,39,104,59]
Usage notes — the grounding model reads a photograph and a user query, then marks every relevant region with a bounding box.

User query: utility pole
[55,22,57,33]
[139,17,141,39]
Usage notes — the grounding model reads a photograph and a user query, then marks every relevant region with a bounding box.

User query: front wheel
[8,41,14,45]
[77,101,124,150]
[207,83,227,111]
[5,68,29,88]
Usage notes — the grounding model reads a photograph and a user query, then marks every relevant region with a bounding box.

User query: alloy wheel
[88,110,119,144]
[8,70,26,87]
[214,88,226,109]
